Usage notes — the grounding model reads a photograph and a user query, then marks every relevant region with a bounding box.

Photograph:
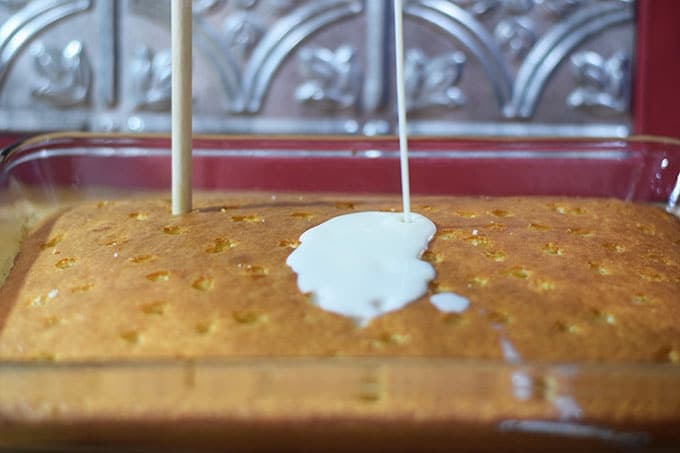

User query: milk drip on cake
[286,0,467,325]
[286,212,436,326]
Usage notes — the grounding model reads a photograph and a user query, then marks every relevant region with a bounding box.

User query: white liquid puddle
[430,293,469,313]
[286,211,436,326]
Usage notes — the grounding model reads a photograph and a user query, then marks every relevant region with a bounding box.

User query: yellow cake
[1,193,678,363]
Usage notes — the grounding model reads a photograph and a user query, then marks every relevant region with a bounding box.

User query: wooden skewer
[394,0,411,222]
[171,0,193,215]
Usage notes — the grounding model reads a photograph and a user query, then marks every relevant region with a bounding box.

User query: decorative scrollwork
[266,0,301,14]
[131,46,172,112]
[295,45,359,111]
[566,50,630,115]
[223,11,265,60]
[405,49,466,112]
[239,0,363,112]
[233,0,257,8]
[0,0,93,90]
[494,16,536,61]
[455,0,496,17]
[499,0,534,15]
[220,0,302,14]
[129,0,362,114]
[539,0,586,18]
[0,0,634,136]
[0,0,29,9]
[192,0,226,15]
[504,1,633,118]
[458,0,534,17]
[30,40,90,107]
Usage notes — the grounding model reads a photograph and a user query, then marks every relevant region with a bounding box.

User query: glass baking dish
[0,133,679,451]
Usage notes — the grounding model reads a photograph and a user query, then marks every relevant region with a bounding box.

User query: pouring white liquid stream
[394,0,411,221]
[287,0,467,325]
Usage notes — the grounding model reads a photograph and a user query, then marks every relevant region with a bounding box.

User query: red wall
[634,0,680,138]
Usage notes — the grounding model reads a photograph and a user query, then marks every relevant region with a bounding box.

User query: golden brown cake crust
[0,194,679,363]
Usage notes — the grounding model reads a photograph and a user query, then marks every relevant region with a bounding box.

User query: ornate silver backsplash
[0,0,634,136]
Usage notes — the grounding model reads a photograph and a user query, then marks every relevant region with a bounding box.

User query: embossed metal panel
[0,0,634,136]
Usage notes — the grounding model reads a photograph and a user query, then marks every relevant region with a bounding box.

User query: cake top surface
[0,193,678,364]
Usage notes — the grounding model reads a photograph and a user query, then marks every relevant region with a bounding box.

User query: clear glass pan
[0,133,679,451]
